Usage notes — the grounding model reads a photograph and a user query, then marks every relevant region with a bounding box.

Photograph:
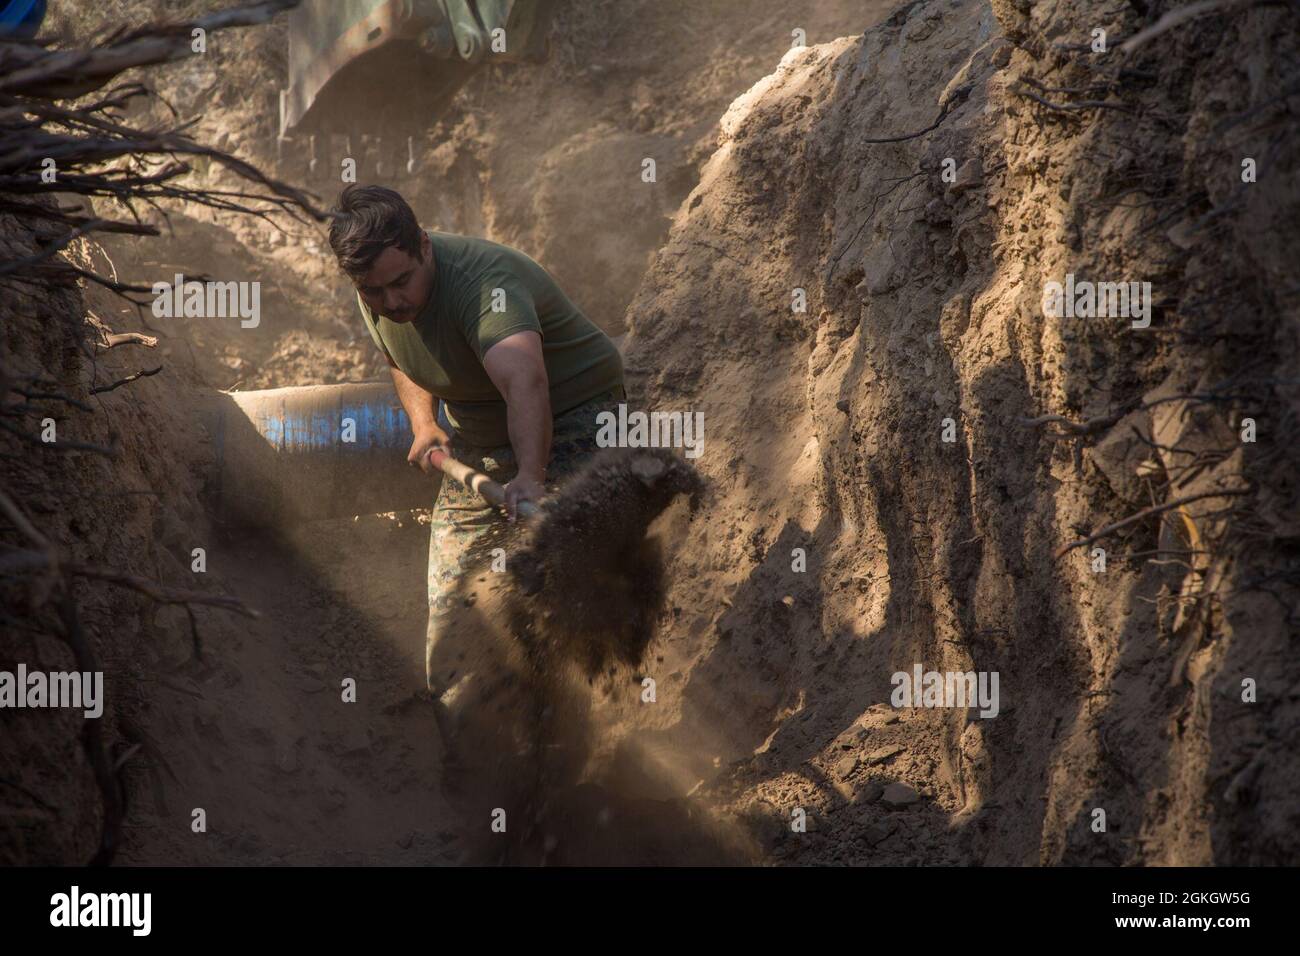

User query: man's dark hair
[328,184,424,278]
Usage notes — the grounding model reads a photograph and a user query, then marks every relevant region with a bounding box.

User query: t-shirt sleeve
[356,292,395,364]
[459,272,543,362]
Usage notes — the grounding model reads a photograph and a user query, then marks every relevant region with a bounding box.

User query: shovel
[425,446,541,520]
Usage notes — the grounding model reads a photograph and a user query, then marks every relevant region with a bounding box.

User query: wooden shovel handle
[426,446,540,519]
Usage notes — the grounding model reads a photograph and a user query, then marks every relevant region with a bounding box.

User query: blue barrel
[205,382,443,525]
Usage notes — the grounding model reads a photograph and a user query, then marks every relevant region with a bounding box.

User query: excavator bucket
[279,0,555,140]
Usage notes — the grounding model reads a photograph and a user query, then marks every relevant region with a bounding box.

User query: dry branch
[0,0,323,305]
[1120,0,1253,54]
[1014,84,1134,117]
[7,385,93,411]
[99,331,157,350]
[90,365,161,394]
[861,84,972,144]
[1054,488,1249,559]
[1017,408,1130,436]
[0,417,119,456]
[0,1,297,866]
[54,590,123,866]
[0,1,300,99]
[63,562,260,619]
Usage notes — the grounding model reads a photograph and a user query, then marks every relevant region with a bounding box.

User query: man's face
[354,233,434,324]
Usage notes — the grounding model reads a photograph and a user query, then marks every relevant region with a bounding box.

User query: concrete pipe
[204,382,442,525]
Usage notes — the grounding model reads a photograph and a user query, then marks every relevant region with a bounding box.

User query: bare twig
[0,1,300,98]
[1055,488,1250,559]
[0,418,120,456]
[0,487,59,602]
[1216,79,1300,135]
[90,365,162,394]
[54,590,123,867]
[1018,407,1131,436]
[63,562,260,619]
[0,778,60,815]
[7,386,94,411]
[1120,0,1252,54]
[860,84,972,144]
[827,169,926,278]
[0,219,109,277]
[1014,84,1135,117]
[0,2,323,308]
[99,331,158,350]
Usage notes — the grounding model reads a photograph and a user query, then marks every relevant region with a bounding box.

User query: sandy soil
[4,0,1297,866]
[611,0,1300,864]
[112,515,460,865]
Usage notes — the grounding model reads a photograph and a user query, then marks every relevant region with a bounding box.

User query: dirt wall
[609,0,1299,864]
[7,0,1297,867]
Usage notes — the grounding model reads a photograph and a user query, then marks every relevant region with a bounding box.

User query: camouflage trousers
[425,387,625,695]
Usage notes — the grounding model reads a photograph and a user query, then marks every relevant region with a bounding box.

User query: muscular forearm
[390,363,438,434]
[389,362,447,475]
[505,376,551,481]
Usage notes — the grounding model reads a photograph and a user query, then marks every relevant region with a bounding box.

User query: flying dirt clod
[426,446,708,863]
[508,446,708,675]
[429,444,707,677]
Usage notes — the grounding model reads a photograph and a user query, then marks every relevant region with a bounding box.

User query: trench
[5,0,1296,869]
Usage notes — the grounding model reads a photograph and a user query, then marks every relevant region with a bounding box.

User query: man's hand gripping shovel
[423,446,541,521]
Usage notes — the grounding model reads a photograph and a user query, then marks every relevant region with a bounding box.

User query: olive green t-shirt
[356,231,623,447]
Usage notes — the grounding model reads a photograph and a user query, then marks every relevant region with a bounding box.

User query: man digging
[326,185,626,701]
